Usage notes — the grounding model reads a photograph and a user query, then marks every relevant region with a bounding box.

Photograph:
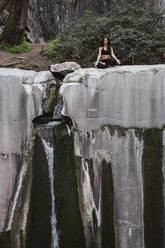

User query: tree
[0,0,10,14]
[0,0,29,45]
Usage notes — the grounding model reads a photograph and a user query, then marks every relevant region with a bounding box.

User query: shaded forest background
[0,0,165,68]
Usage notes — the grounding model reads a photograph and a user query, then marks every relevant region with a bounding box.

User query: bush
[2,38,32,54]
[45,1,165,67]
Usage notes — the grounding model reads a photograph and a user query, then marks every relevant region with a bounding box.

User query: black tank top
[101,47,111,55]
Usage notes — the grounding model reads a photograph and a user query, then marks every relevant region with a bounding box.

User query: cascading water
[42,138,59,248]
[53,98,63,120]
[19,65,165,248]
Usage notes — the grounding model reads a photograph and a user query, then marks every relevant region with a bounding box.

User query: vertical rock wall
[1,64,165,248]
[0,68,56,247]
[74,128,145,248]
[26,123,86,248]
[60,64,165,248]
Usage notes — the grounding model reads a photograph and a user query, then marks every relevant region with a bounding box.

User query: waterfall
[53,98,63,120]
[42,139,59,248]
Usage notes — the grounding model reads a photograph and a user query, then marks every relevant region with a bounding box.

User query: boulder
[50,62,81,80]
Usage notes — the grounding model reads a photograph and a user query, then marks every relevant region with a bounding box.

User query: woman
[94,37,121,68]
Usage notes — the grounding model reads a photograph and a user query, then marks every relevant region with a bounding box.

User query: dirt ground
[0,43,56,71]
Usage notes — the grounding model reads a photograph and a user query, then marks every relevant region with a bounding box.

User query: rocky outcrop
[60,64,165,248]
[26,123,86,248]
[0,66,86,248]
[0,68,57,247]
[61,64,165,129]
[1,64,165,248]
[50,62,81,80]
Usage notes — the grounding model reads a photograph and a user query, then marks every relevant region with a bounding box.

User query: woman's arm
[111,47,121,64]
[94,47,102,66]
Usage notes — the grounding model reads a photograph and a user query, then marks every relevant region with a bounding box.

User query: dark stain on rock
[142,128,164,248]
[101,159,116,248]
[26,135,52,248]
[0,231,11,248]
[54,124,86,248]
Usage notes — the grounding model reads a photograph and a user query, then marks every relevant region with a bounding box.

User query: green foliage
[45,1,165,66]
[2,38,32,54]
[72,0,78,8]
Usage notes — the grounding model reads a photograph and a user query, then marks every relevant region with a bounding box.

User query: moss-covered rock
[101,160,115,248]
[142,128,164,248]
[26,135,52,248]
[54,124,86,248]
[0,231,11,248]
[42,80,60,116]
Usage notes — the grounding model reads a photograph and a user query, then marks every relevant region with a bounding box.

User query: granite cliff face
[0,64,165,248]
[0,68,57,247]
[60,64,165,248]
[61,65,165,129]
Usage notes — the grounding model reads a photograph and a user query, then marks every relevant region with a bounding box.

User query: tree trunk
[0,0,29,45]
[0,0,10,14]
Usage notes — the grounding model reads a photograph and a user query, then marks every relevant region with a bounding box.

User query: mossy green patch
[42,82,61,116]
[26,135,52,248]
[2,38,32,54]
[101,159,115,248]
[72,0,78,8]
[0,231,11,248]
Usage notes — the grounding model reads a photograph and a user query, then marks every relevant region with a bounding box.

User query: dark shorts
[97,58,118,68]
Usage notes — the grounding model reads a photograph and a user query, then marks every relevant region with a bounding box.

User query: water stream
[42,138,59,248]
[53,98,63,120]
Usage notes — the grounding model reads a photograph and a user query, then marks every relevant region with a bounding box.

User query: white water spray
[42,139,59,248]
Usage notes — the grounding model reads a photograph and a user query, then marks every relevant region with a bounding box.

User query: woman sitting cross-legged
[94,37,121,68]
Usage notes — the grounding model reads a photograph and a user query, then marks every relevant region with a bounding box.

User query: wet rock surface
[1,64,165,248]
[60,64,165,248]
[0,68,57,247]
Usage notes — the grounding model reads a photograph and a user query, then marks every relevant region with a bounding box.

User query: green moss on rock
[0,231,11,248]
[42,81,61,116]
[72,0,78,8]
[26,135,52,248]
[54,124,86,248]
[101,159,115,248]
[142,128,164,248]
